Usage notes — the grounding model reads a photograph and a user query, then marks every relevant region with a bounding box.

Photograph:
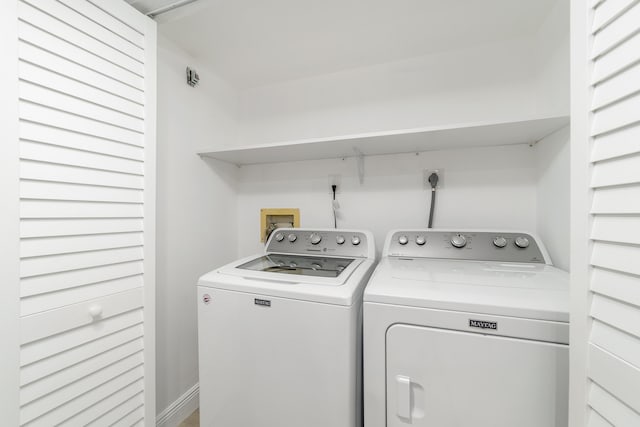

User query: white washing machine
[198,228,376,427]
[364,230,569,427]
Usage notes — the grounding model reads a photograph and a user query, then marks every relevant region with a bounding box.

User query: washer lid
[218,253,362,286]
[236,254,354,278]
[199,254,376,306]
[364,258,569,322]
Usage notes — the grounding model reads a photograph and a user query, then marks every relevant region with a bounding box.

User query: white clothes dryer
[198,228,376,427]
[364,230,569,427]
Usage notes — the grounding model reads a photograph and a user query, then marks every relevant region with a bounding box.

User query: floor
[179,409,199,427]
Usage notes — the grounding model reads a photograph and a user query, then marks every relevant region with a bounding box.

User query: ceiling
[129,0,558,89]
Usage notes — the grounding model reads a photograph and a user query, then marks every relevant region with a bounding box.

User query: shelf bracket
[354,148,365,184]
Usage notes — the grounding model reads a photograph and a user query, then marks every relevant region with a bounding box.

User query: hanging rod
[146,0,202,18]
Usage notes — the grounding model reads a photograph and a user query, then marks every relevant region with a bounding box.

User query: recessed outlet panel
[260,208,300,242]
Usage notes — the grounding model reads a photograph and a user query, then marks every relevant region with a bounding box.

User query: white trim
[0,1,20,423]
[147,0,200,17]
[143,13,158,425]
[156,383,199,427]
[569,1,593,426]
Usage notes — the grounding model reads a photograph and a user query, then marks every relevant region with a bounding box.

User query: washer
[364,229,569,427]
[198,228,376,427]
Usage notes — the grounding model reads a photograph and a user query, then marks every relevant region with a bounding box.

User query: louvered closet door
[17,0,156,425]
[573,0,640,426]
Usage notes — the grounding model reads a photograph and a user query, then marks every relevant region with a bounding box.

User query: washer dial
[398,235,409,245]
[336,235,346,245]
[310,233,322,245]
[416,236,426,246]
[351,236,361,246]
[451,234,467,248]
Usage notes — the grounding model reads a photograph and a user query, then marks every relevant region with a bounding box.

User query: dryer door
[386,324,568,427]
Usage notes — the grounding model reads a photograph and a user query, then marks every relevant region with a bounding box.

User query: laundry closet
[153,0,570,421]
[1,0,639,425]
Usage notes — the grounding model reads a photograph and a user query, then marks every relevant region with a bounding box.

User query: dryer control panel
[266,228,373,259]
[385,230,547,264]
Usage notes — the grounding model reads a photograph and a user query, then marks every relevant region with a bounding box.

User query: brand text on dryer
[469,319,498,330]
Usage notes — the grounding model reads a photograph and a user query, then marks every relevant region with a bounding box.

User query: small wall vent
[186,67,199,87]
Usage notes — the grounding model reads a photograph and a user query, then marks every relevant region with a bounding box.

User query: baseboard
[156,383,199,427]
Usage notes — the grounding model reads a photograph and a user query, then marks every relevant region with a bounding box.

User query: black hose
[428,188,436,228]
[427,172,439,228]
[332,185,337,229]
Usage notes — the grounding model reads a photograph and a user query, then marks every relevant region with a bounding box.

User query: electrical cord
[427,172,439,228]
[332,185,337,229]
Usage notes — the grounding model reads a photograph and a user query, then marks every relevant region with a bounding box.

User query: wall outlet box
[260,208,300,242]
[423,169,444,189]
[328,174,341,193]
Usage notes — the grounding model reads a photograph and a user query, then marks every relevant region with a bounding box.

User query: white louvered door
[8,0,156,425]
[571,0,640,426]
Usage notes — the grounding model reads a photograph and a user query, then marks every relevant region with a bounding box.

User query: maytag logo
[469,319,497,330]
[254,298,271,307]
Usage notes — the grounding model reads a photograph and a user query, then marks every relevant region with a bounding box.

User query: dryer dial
[515,236,530,249]
[493,236,507,248]
[451,234,467,248]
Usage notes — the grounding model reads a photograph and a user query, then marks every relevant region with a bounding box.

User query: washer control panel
[386,230,546,263]
[267,229,370,258]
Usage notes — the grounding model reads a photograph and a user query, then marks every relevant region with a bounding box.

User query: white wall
[237,8,569,147]
[534,0,570,270]
[536,126,570,270]
[535,0,570,118]
[156,34,239,415]
[233,1,570,262]
[237,37,543,146]
[237,144,539,257]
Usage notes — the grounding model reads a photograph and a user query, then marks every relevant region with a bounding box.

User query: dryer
[363,230,569,427]
[198,228,376,427]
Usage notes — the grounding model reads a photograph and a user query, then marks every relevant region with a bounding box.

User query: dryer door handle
[395,375,412,420]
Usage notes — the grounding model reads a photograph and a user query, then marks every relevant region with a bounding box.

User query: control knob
[416,236,426,246]
[274,232,285,242]
[288,233,297,242]
[398,235,409,245]
[515,236,530,249]
[310,233,322,245]
[451,234,467,248]
[351,236,361,246]
[336,235,345,245]
[493,236,507,248]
